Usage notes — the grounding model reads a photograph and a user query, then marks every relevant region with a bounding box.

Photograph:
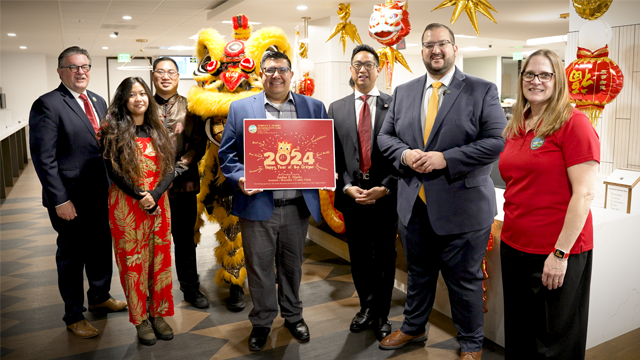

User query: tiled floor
[1,163,637,360]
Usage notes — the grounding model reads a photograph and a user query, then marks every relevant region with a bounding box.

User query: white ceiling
[1,0,571,60]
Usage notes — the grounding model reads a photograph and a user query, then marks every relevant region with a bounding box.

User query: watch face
[554,249,566,258]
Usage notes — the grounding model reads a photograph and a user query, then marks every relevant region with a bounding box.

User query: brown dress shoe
[461,350,482,360]
[88,297,128,313]
[66,319,99,338]
[379,329,428,350]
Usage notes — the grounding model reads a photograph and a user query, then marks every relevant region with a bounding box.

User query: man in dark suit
[218,51,324,352]
[377,24,506,360]
[29,46,127,339]
[329,44,397,342]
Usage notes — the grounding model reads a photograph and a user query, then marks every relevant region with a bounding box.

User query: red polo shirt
[499,108,600,255]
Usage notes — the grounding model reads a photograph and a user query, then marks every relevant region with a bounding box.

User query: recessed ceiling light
[222,20,261,25]
[297,5,308,10]
[122,15,132,20]
[8,33,16,37]
[102,46,109,49]
[110,32,118,38]
[20,46,26,49]
[526,35,567,46]
[456,34,477,39]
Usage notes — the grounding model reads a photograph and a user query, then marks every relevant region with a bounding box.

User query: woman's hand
[139,191,156,210]
[542,253,568,290]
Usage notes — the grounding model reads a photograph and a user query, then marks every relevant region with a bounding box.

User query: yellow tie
[419,81,443,204]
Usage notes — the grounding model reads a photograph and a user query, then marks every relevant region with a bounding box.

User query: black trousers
[169,191,200,291]
[48,202,113,325]
[342,195,397,319]
[501,241,592,360]
[398,199,490,352]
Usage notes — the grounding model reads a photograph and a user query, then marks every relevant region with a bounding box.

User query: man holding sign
[219,51,326,351]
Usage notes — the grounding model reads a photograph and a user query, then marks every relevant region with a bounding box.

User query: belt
[357,171,370,180]
[273,197,304,207]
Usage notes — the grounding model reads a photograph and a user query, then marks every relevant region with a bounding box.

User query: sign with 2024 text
[243,119,335,190]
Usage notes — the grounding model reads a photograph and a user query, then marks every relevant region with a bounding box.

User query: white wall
[463,56,501,95]
[1,53,48,124]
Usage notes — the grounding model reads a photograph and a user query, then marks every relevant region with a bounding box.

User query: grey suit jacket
[377,67,507,234]
[329,92,397,212]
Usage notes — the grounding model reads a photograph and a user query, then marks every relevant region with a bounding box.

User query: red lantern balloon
[565,45,624,126]
[297,73,315,97]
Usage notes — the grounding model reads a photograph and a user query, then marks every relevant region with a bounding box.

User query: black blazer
[329,92,397,212]
[29,83,109,208]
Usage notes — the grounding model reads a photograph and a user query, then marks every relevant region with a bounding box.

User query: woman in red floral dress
[100,77,176,346]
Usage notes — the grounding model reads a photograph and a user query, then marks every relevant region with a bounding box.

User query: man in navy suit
[218,51,324,352]
[377,24,506,360]
[30,46,126,339]
[329,44,397,341]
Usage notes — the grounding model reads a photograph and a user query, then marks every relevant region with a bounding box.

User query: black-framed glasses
[153,69,178,77]
[60,64,92,72]
[352,62,378,71]
[521,72,554,82]
[263,67,290,76]
[422,40,452,51]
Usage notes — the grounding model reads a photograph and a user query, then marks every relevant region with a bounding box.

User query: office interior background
[1,1,639,359]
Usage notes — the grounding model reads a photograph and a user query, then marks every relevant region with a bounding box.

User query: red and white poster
[243,119,335,190]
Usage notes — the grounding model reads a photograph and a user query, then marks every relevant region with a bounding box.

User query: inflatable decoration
[319,190,346,234]
[572,0,613,20]
[369,0,412,89]
[188,15,293,288]
[296,21,316,97]
[297,74,315,96]
[431,0,498,36]
[565,46,624,126]
[481,220,499,313]
[326,3,363,55]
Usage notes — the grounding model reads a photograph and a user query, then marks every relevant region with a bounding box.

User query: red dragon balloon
[369,0,412,89]
[565,45,624,126]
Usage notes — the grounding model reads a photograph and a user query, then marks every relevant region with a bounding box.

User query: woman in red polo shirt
[499,49,600,360]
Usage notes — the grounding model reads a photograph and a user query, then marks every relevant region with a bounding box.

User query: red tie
[79,93,99,133]
[357,95,372,174]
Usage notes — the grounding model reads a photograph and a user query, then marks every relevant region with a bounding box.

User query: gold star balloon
[432,0,498,36]
[572,0,613,20]
[326,3,362,55]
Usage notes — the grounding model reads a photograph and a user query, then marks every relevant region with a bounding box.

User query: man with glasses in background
[152,57,209,309]
[30,46,127,339]
[218,51,325,352]
[329,44,398,342]
[377,24,506,360]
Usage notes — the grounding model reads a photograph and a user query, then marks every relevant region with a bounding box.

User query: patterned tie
[357,95,372,174]
[79,93,99,134]
[419,81,443,204]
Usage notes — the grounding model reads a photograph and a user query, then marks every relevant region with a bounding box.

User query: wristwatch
[553,248,569,259]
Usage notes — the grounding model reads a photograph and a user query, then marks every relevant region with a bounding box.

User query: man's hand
[347,186,387,205]
[56,201,77,221]
[406,149,446,173]
[239,177,263,196]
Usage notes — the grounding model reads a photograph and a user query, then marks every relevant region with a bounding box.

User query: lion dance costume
[187,15,293,309]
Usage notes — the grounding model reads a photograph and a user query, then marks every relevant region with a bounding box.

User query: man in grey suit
[377,24,506,360]
[329,44,397,342]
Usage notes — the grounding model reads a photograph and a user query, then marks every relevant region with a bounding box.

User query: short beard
[423,56,454,76]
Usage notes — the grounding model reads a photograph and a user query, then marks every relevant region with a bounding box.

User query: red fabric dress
[108,137,174,325]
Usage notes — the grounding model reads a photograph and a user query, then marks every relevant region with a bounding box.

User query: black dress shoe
[183,289,209,309]
[350,308,375,332]
[284,319,310,343]
[226,284,245,312]
[248,327,270,351]
[374,318,392,341]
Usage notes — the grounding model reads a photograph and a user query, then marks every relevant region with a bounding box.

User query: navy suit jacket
[378,67,507,234]
[218,91,325,222]
[29,83,109,208]
[329,92,397,212]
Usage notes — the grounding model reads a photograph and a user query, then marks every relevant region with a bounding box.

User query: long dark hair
[100,77,174,185]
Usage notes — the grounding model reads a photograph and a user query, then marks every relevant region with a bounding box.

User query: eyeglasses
[422,40,452,51]
[521,72,554,83]
[154,69,178,78]
[351,62,378,71]
[60,64,92,72]
[262,67,290,76]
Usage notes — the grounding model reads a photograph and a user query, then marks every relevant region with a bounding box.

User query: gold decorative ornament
[377,46,412,89]
[326,3,362,55]
[432,0,498,36]
[572,0,613,20]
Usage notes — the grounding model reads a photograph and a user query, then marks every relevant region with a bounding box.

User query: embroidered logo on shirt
[530,136,545,150]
